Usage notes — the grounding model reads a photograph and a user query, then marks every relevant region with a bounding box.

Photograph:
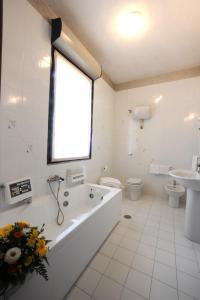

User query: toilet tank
[133,106,151,120]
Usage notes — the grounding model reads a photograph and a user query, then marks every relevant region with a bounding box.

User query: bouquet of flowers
[0,222,50,297]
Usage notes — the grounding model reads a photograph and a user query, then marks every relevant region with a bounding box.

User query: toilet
[165,183,185,208]
[125,177,143,201]
[99,177,122,188]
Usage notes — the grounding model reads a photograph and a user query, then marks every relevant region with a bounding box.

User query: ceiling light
[118,11,145,37]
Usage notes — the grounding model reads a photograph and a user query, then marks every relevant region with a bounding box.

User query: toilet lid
[126,177,142,185]
[100,177,121,185]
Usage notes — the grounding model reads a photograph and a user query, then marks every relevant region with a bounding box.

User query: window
[48,49,93,163]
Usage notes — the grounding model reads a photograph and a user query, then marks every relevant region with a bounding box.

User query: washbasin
[169,169,200,243]
[169,169,200,191]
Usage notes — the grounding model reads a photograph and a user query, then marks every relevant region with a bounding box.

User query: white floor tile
[107,232,123,245]
[125,269,151,299]
[65,287,91,300]
[143,226,159,237]
[150,279,178,300]
[93,276,123,300]
[153,262,177,288]
[175,244,196,261]
[147,216,160,224]
[160,223,174,232]
[124,228,142,241]
[159,230,175,242]
[132,254,154,276]
[155,248,176,267]
[177,271,200,300]
[120,288,146,300]
[129,223,145,233]
[66,196,193,300]
[176,255,200,279]
[140,234,157,247]
[120,236,139,252]
[157,239,175,254]
[114,224,127,236]
[90,253,111,273]
[175,236,193,248]
[99,241,117,258]
[113,246,135,266]
[77,267,101,295]
[105,259,129,284]
[178,292,196,300]
[120,218,132,227]
[137,243,156,260]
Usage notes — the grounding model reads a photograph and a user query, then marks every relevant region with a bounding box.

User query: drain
[124,214,132,219]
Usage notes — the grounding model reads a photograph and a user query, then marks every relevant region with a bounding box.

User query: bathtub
[0,183,122,300]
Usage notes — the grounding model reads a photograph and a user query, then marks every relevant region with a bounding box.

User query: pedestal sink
[169,169,200,243]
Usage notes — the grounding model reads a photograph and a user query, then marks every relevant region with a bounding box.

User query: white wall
[0,0,115,198]
[1,1,200,201]
[113,77,200,197]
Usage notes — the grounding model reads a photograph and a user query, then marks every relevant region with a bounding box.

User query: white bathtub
[0,183,122,300]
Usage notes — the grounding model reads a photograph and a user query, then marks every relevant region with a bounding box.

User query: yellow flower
[4,224,13,234]
[0,228,6,238]
[24,256,33,267]
[16,221,30,228]
[32,229,39,238]
[0,224,13,237]
[36,239,47,257]
[27,234,37,248]
[26,229,39,247]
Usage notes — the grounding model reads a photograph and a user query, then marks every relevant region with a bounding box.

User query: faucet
[47,175,64,183]
[173,180,176,187]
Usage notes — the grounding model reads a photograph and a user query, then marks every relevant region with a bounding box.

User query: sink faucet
[196,157,200,173]
[173,180,176,187]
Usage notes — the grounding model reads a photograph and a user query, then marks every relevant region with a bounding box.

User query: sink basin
[169,169,200,191]
[169,169,200,243]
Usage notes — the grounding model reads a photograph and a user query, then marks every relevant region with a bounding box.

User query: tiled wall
[0,0,115,198]
[113,77,200,197]
[1,1,200,201]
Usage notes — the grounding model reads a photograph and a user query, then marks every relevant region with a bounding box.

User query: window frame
[47,47,94,164]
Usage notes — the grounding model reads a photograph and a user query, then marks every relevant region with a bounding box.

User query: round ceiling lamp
[118,11,145,37]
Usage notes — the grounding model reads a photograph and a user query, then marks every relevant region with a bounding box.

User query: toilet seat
[99,177,122,188]
[126,177,142,185]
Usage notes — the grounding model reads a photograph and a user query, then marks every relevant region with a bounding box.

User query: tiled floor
[65,195,200,300]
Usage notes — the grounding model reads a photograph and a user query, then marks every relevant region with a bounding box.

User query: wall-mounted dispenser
[66,166,86,185]
[132,106,151,129]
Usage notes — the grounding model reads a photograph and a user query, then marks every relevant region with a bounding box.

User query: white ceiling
[47,0,200,84]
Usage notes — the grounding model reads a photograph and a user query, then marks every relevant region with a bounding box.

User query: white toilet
[99,177,122,188]
[125,177,143,201]
[165,182,185,208]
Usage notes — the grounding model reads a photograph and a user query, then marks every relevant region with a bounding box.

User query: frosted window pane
[51,50,92,161]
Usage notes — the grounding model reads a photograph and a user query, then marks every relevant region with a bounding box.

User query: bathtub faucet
[47,175,64,183]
